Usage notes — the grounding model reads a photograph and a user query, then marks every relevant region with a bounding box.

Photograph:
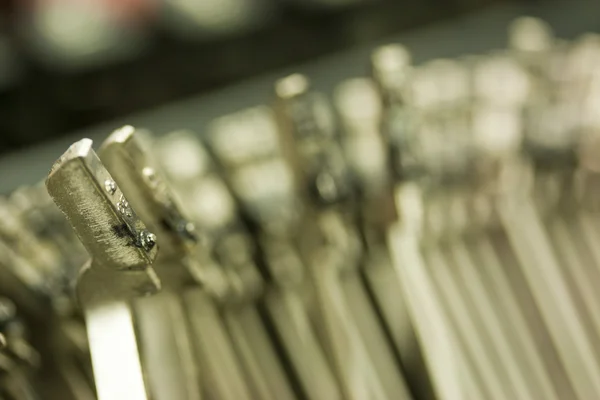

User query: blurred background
[0,0,594,192]
[0,0,533,154]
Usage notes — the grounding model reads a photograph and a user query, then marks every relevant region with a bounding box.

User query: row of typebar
[2,15,600,400]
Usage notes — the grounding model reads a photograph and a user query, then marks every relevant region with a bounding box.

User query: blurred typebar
[1,1,600,399]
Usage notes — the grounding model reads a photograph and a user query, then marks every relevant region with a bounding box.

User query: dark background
[0,0,532,155]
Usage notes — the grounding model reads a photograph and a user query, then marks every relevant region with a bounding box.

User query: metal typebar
[46,138,161,400]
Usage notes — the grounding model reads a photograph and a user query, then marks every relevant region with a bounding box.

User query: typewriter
[1,11,600,400]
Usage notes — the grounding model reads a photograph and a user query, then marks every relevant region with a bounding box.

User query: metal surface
[209,103,343,400]
[273,72,411,400]
[153,129,296,400]
[46,139,160,400]
[2,4,600,400]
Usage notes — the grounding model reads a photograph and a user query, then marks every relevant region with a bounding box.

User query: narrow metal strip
[85,302,148,400]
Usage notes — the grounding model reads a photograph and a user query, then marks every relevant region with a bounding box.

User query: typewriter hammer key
[455,235,558,400]
[386,191,465,400]
[468,235,562,400]
[209,108,344,400]
[424,244,504,400]
[506,40,600,395]
[100,127,205,400]
[436,192,543,399]
[335,77,440,399]
[548,127,600,362]
[371,45,465,400]
[101,126,256,400]
[274,73,412,400]
[544,216,600,346]
[46,138,161,400]
[497,177,600,400]
[447,238,537,400]
[155,130,297,400]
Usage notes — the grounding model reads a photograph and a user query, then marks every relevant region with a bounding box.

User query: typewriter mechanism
[2,16,600,400]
